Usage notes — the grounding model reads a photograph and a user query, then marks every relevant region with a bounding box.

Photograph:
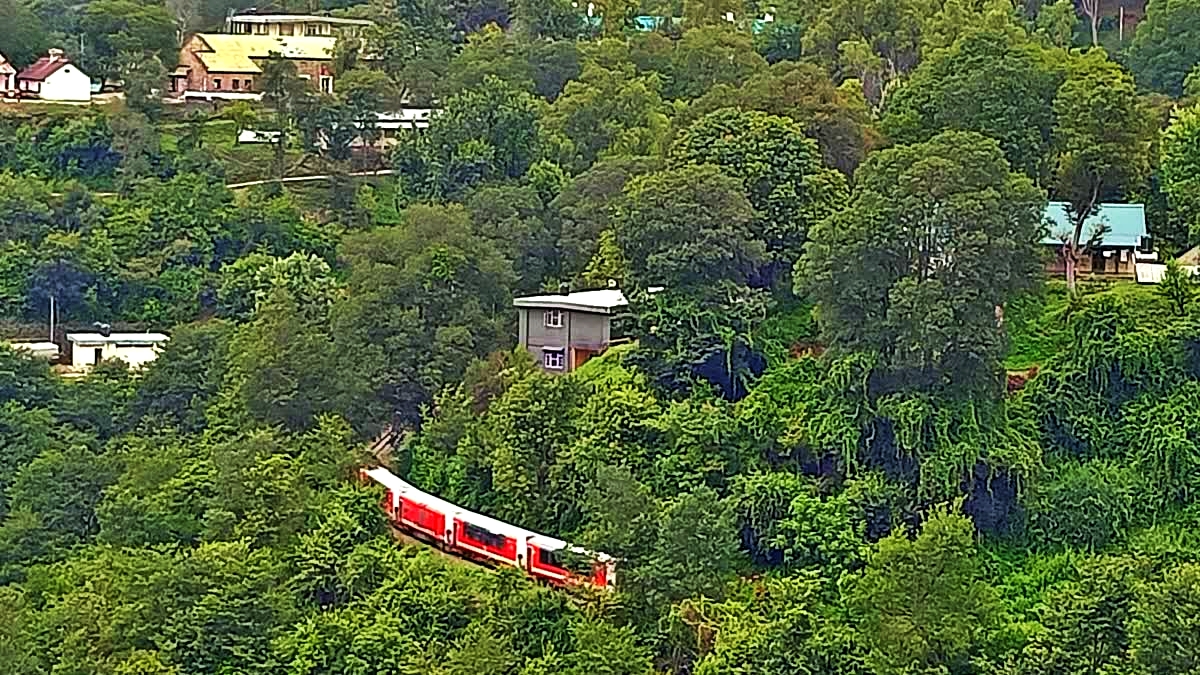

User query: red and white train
[361,466,617,590]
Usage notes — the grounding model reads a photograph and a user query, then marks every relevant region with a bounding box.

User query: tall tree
[851,505,999,675]
[882,29,1065,181]
[671,108,848,285]
[798,130,1045,394]
[79,0,177,82]
[393,76,540,201]
[1159,102,1200,246]
[259,53,309,187]
[0,0,50,67]
[612,164,763,292]
[1051,50,1150,291]
[1127,0,1200,96]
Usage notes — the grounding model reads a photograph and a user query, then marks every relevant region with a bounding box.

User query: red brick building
[170,33,339,100]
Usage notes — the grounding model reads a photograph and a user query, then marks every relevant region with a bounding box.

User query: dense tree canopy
[3,4,1200,675]
[799,130,1045,394]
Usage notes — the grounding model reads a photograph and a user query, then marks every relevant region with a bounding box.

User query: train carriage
[528,534,617,589]
[453,511,532,567]
[361,465,617,591]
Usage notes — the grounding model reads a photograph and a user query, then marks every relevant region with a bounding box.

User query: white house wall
[40,65,91,101]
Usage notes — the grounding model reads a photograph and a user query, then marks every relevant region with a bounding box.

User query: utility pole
[49,294,55,342]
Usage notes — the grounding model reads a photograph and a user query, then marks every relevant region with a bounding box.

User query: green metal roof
[1042,201,1148,248]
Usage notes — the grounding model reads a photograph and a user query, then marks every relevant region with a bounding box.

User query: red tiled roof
[18,56,69,82]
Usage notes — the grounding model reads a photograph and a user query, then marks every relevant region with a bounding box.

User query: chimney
[47,48,64,61]
[93,321,112,337]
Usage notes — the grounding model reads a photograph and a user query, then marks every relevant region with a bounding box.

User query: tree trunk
[1065,244,1078,291]
[1081,0,1101,46]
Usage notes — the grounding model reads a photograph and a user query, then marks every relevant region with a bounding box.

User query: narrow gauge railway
[361,466,618,590]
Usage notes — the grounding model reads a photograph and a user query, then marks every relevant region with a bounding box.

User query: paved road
[223,168,396,190]
[55,169,397,198]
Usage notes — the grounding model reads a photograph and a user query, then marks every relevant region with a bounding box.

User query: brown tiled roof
[18,56,69,82]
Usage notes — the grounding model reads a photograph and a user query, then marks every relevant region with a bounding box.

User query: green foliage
[395,75,541,200]
[799,130,1045,394]
[80,0,177,82]
[0,0,50,67]
[882,29,1064,180]
[1160,102,1200,245]
[1127,0,1200,96]
[1052,50,1150,253]
[672,108,848,278]
[852,504,1000,675]
[613,164,762,291]
[4,13,1200,675]
[1158,258,1197,315]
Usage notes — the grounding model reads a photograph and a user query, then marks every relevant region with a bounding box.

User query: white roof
[364,466,413,494]
[513,289,628,314]
[238,129,282,143]
[376,109,436,122]
[229,14,374,25]
[528,534,568,550]
[457,509,535,540]
[9,341,58,350]
[66,332,169,344]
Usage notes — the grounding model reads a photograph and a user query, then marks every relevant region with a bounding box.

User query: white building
[66,332,169,371]
[0,53,16,92]
[16,49,92,102]
[7,341,59,359]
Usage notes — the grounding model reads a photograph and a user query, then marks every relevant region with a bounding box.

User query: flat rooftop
[228,13,374,25]
[513,289,628,314]
[66,333,170,344]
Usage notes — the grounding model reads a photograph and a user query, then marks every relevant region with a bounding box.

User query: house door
[93,347,103,365]
[319,75,333,94]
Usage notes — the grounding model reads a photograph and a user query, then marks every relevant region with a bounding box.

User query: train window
[540,547,593,574]
[538,548,563,568]
[464,523,507,549]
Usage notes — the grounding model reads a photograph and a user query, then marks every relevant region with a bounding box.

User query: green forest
[7,0,1200,672]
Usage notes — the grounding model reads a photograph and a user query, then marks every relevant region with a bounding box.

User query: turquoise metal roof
[1042,201,1147,248]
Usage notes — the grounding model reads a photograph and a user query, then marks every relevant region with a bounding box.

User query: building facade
[16,49,91,102]
[225,13,374,37]
[66,332,169,371]
[172,33,339,99]
[514,289,628,373]
[0,53,15,92]
[1043,201,1153,279]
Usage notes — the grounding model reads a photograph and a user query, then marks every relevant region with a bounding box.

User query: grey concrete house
[514,289,628,373]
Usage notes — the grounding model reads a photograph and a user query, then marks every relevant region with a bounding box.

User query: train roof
[528,533,613,561]
[363,467,413,494]
[456,508,535,540]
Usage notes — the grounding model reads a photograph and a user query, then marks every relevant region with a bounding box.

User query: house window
[544,309,563,328]
[280,23,294,35]
[319,75,333,94]
[232,79,239,90]
[213,78,221,90]
[243,79,252,90]
[543,349,565,370]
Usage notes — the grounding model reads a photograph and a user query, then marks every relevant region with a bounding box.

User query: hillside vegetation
[6,0,1200,672]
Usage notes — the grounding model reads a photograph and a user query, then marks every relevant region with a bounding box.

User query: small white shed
[7,341,60,359]
[66,332,169,370]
